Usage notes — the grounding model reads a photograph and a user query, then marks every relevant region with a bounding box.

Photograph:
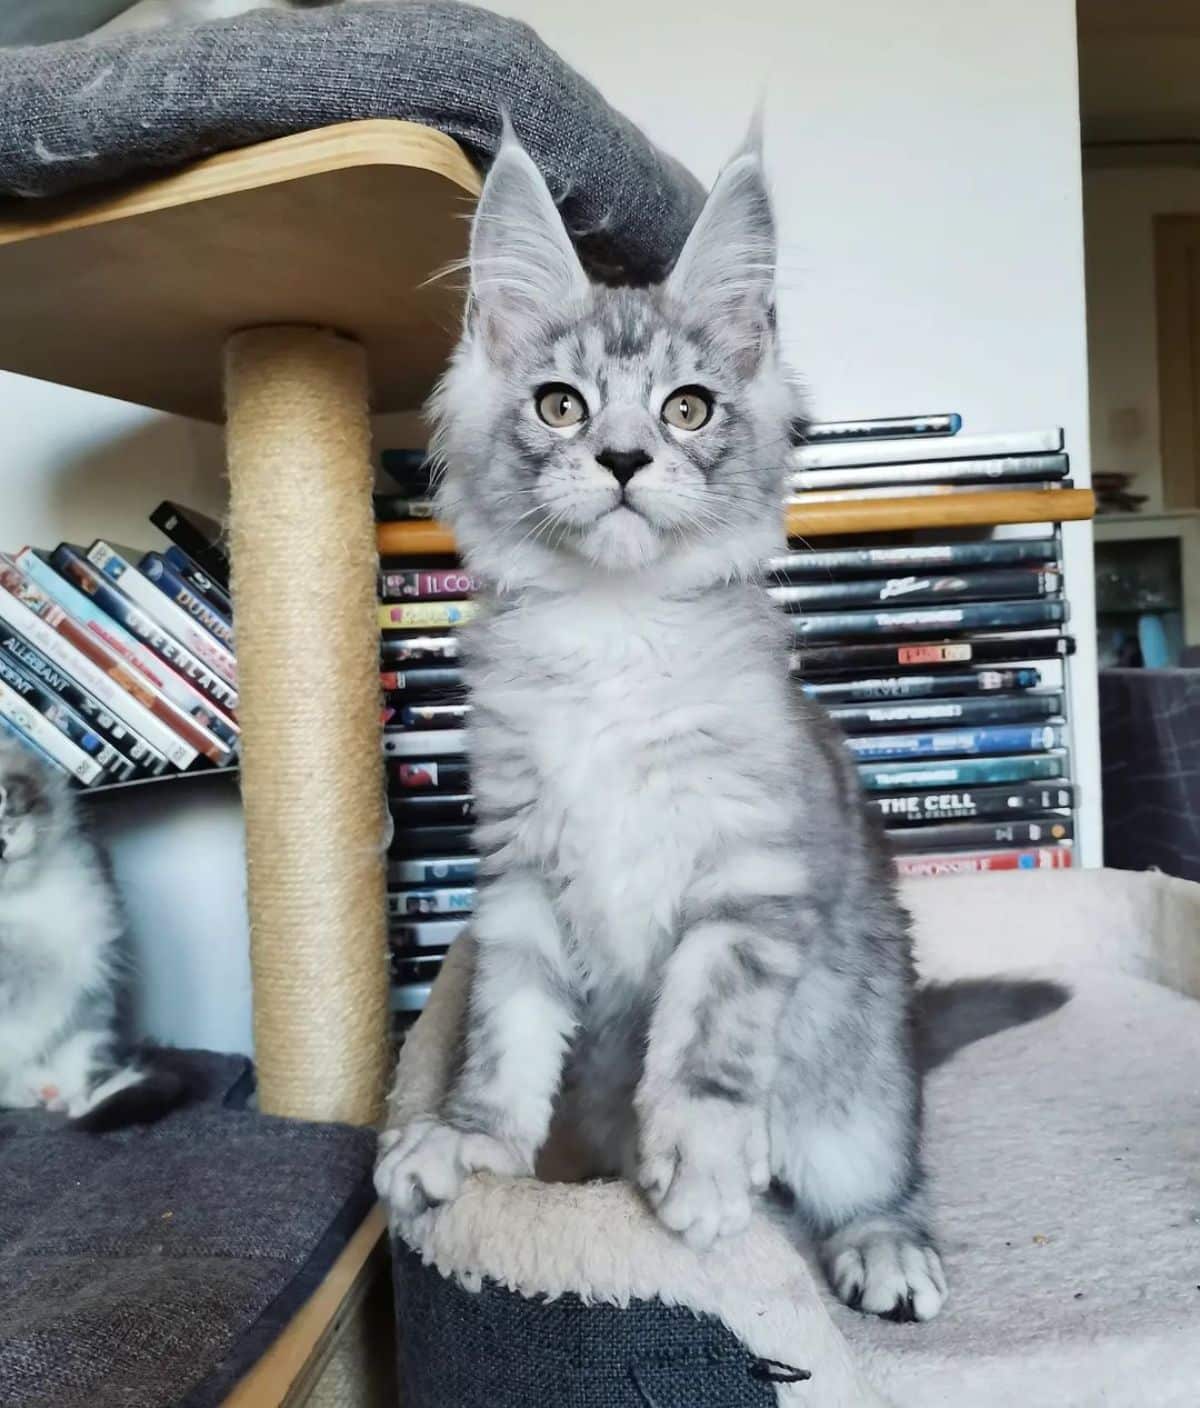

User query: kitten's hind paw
[822,1218,947,1321]
[374,1117,530,1223]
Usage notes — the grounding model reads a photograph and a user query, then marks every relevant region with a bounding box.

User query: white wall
[0,0,1099,1054]
[1084,167,1200,512]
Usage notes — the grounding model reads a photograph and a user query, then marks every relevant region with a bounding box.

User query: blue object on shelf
[1137,613,1170,669]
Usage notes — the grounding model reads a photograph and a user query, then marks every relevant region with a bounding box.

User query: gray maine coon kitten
[0,736,184,1128]
[376,127,1066,1320]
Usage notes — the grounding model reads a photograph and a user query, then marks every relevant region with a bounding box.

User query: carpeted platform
[0,1052,377,1408]
[0,2,703,285]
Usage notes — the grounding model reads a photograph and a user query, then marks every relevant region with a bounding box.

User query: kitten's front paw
[638,1098,769,1251]
[374,1117,531,1222]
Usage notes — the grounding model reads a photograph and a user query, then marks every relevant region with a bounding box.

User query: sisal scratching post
[225,326,388,1126]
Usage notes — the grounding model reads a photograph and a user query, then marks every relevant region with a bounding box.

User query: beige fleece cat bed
[384,867,1200,1407]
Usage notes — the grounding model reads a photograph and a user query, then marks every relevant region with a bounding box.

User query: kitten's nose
[595,448,652,488]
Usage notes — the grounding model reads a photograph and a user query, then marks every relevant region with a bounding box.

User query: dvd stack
[378,451,477,1032]
[0,505,238,785]
[786,415,1077,877]
[379,419,1083,1021]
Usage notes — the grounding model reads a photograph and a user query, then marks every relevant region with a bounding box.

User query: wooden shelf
[222,1203,390,1407]
[0,119,481,420]
[377,488,1097,557]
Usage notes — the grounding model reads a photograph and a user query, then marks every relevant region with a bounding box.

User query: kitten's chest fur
[0,855,118,1064]
[470,586,794,982]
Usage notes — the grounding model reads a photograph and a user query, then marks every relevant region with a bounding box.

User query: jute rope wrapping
[225,327,388,1125]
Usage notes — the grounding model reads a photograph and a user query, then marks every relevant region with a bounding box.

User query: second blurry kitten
[0,736,184,1128]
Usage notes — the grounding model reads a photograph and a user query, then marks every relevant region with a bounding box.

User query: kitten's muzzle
[595,447,652,488]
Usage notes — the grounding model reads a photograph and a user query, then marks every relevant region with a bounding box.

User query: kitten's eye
[535,383,588,428]
[661,386,713,431]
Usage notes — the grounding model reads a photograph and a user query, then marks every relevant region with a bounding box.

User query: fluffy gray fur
[0,736,177,1127]
[376,129,1062,1322]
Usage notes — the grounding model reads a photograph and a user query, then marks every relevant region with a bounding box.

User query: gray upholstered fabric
[1099,667,1200,882]
[0,2,704,283]
[0,1052,376,1408]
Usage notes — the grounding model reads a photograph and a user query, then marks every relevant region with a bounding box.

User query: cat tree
[0,118,480,1405]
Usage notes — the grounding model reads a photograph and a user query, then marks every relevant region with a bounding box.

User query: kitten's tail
[915,978,1069,1072]
[69,1049,194,1134]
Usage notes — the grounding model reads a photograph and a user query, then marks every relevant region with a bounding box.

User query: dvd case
[379,601,478,631]
[869,781,1076,825]
[0,652,133,781]
[380,635,460,664]
[387,887,475,917]
[791,599,1067,643]
[858,751,1068,792]
[398,703,471,729]
[800,667,1048,703]
[0,714,68,774]
[140,552,235,648]
[389,918,468,948]
[390,792,476,824]
[828,693,1061,733]
[846,723,1063,763]
[886,817,1073,852]
[0,674,108,783]
[163,545,234,618]
[379,567,480,600]
[799,413,961,444]
[388,855,479,885]
[792,632,1074,675]
[0,557,199,769]
[0,628,167,774]
[793,427,1064,470]
[382,728,467,758]
[388,758,471,790]
[379,666,464,695]
[46,545,238,722]
[767,538,1059,579]
[150,501,231,589]
[87,540,237,686]
[895,845,1073,877]
[770,568,1060,611]
[390,824,475,856]
[791,453,1068,493]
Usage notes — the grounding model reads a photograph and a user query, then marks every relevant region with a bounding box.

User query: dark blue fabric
[1099,667,1200,882]
[392,1240,793,1407]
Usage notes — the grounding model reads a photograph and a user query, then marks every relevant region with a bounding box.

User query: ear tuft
[665,137,776,369]
[468,125,589,360]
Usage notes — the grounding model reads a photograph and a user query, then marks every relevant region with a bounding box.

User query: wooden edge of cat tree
[376,487,1098,555]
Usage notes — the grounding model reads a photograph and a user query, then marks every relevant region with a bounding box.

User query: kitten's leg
[636,889,804,1251]
[773,954,947,1321]
[376,869,575,1220]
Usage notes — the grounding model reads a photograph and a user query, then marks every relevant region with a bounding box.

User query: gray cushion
[0,1,703,283]
[0,1051,377,1408]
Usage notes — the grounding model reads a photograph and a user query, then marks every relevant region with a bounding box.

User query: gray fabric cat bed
[0,1051,377,1408]
[385,867,1200,1407]
[0,1,702,283]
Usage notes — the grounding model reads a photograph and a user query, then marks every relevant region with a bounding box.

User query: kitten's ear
[468,124,589,359]
[666,138,776,368]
